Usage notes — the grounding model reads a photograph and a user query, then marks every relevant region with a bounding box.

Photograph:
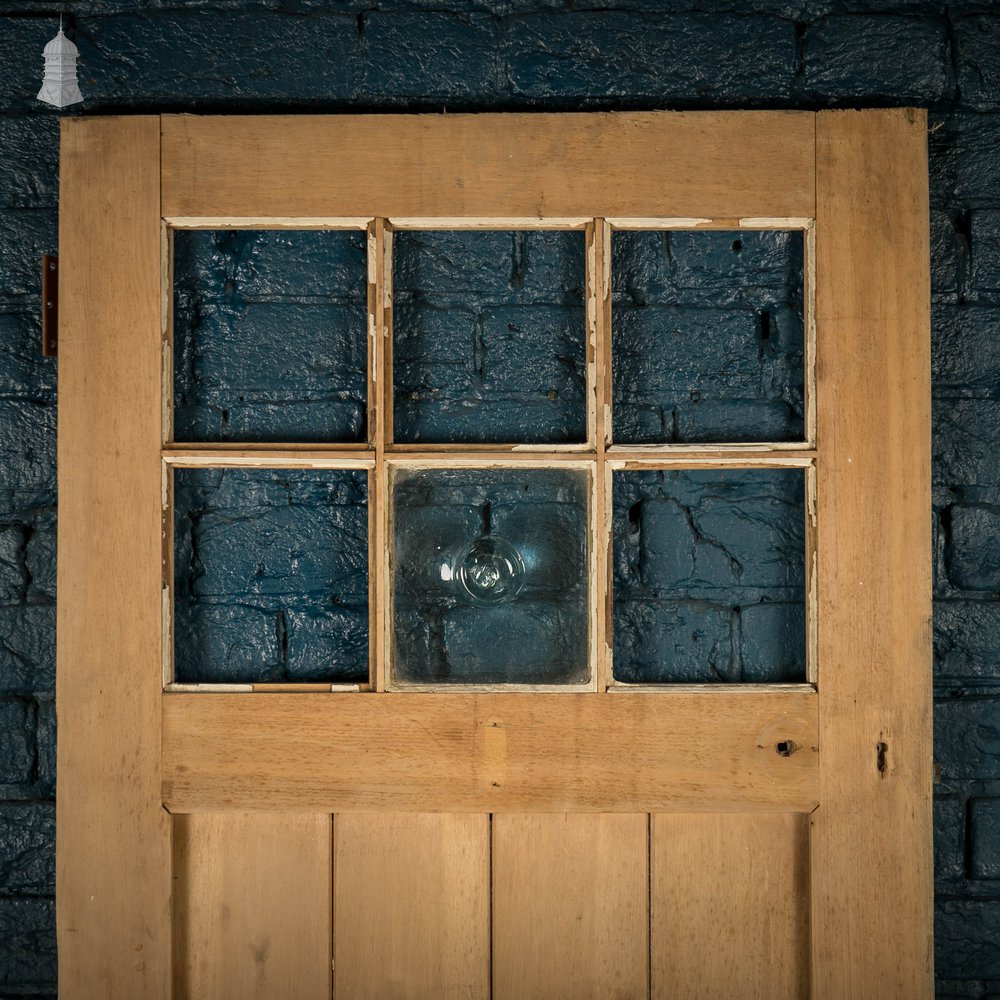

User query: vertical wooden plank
[590,220,613,690]
[333,813,489,999]
[371,217,389,690]
[56,116,170,997]
[652,813,810,1000]
[812,109,933,997]
[173,814,332,999]
[493,814,648,1000]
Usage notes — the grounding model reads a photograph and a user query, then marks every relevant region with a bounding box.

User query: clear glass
[391,467,590,685]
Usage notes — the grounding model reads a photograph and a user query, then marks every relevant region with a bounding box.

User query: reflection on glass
[391,467,589,685]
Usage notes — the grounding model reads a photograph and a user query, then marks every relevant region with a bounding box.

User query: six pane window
[169,226,812,688]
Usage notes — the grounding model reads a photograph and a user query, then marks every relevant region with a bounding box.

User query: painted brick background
[1,1,998,994]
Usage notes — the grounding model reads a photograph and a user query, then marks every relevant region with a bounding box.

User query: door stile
[57,116,172,997]
[810,109,933,997]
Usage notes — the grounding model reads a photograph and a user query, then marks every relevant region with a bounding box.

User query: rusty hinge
[41,255,58,357]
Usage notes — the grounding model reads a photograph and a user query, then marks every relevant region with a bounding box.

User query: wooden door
[57,111,933,998]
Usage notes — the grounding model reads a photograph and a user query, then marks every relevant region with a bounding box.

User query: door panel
[333,813,490,1000]
[651,813,810,1000]
[173,814,331,999]
[492,814,648,1000]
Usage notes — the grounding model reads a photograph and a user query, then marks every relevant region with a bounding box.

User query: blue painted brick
[0,311,56,401]
[24,507,55,604]
[970,798,1000,879]
[0,606,55,695]
[739,603,806,682]
[938,901,1000,979]
[932,209,966,299]
[613,599,734,684]
[0,524,24,604]
[612,469,805,683]
[35,696,54,795]
[935,400,1000,489]
[0,803,54,895]
[284,608,368,681]
[935,795,966,883]
[957,16,1000,113]
[931,114,1000,209]
[174,468,368,684]
[612,231,804,445]
[78,13,361,105]
[947,505,1000,592]
[936,602,1000,682]
[174,603,280,684]
[803,15,953,103]
[174,229,367,304]
[506,13,797,102]
[0,210,57,303]
[971,211,1000,298]
[173,229,368,444]
[0,117,59,210]
[362,13,499,100]
[0,698,34,786]
[933,305,1000,393]
[393,231,586,444]
[0,897,56,993]
[936,696,1000,781]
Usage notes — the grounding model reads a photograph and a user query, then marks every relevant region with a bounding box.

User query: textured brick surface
[971,210,1000,296]
[970,799,1000,880]
[611,230,804,444]
[393,230,586,444]
[506,13,797,103]
[0,0,997,990]
[956,15,1000,113]
[0,804,53,896]
[612,469,805,683]
[173,468,368,683]
[0,897,56,992]
[173,230,367,443]
[938,901,1000,980]
[803,15,953,103]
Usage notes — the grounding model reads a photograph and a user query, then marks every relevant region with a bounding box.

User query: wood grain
[333,814,489,999]
[651,813,810,1000]
[492,814,648,999]
[56,117,171,998]
[162,690,818,812]
[811,109,934,997]
[162,112,815,220]
[172,814,331,999]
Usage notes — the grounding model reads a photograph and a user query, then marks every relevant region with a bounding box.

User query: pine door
[57,111,933,998]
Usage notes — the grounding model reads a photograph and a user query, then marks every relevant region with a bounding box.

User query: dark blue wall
[1,2,998,995]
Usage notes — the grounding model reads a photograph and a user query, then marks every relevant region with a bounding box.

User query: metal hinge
[41,255,58,357]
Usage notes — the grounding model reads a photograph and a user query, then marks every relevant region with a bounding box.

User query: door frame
[56,110,932,996]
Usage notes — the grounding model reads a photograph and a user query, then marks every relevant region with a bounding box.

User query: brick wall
[0,2,997,994]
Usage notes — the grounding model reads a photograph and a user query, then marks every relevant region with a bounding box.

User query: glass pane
[612,230,804,444]
[612,468,805,683]
[392,231,587,444]
[173,468,368,683]
[391,467,590,685]
[173,229,367,443]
